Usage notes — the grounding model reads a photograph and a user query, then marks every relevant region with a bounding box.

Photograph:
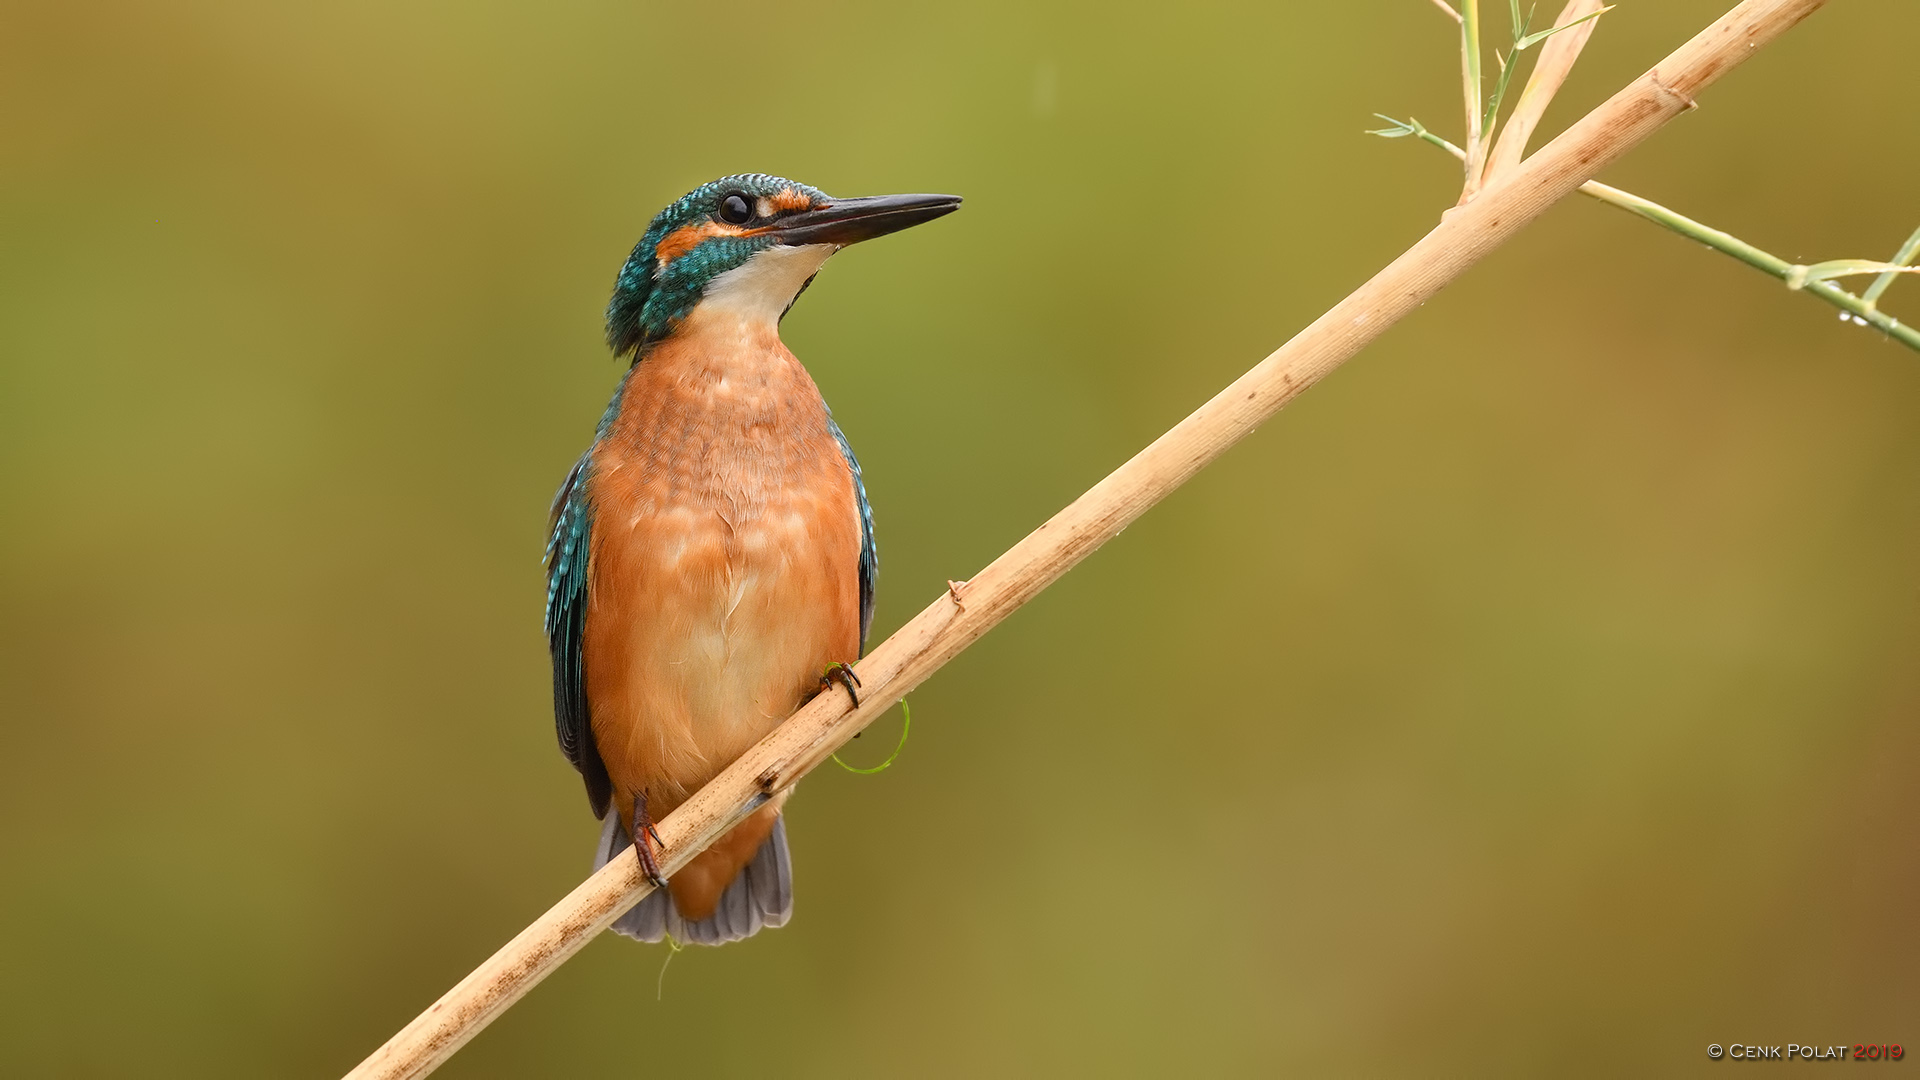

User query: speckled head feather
[605,173,829,358]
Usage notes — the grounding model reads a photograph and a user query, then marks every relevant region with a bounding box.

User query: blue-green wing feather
[545,455,613,818]
[825,412,877,651]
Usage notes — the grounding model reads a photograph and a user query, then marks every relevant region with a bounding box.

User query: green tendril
[655,932,683,1001]
[832,699,912,774]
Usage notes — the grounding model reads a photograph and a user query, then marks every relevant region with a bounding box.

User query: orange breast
[582,308,862,918]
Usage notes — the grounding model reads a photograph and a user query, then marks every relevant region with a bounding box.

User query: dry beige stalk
[1486,0,1608,182]
[343,2,1833,1077]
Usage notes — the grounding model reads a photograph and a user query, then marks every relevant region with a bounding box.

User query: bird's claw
[820,662,861,708]
[631,791,669,889]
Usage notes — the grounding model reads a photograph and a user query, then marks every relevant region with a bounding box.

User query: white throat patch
[697,244,836,326]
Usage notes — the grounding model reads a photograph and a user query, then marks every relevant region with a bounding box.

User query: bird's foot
[819,661,862,708]
[631,791,668,889]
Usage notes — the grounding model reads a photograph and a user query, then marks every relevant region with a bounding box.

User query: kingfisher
[543,174,960,946]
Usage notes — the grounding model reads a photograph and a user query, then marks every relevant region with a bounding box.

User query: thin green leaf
[1785,260,1920,291]
[1862,223,1920,306]
[1369,114,1466,157]
[1509,1,1537,43]
[1481,3,1537,131]
[1516,5,1610,50]
[1484,48,1520,130]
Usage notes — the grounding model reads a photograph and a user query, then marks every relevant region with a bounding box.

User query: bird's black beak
[770,192,962,247]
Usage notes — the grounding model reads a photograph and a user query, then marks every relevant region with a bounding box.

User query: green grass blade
[1517,5,1610,50]
[1862,224,1920,307]
[1786,259,1920,290]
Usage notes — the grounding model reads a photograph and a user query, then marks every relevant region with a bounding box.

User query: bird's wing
[826,413,877,652]
[545,454,613,818]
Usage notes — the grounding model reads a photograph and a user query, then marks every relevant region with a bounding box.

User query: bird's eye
[717,193,754,225]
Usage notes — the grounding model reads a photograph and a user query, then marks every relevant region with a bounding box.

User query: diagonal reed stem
[342,2,1833,1076]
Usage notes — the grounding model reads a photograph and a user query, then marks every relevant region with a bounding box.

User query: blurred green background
[3,1,1916,1075]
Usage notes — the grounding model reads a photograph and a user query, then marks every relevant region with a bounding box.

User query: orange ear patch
[655,221,734,267]
[655,216,783,268]
[767,186,817,213]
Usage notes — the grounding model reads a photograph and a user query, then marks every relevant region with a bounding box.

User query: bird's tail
[593,812,793,946]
